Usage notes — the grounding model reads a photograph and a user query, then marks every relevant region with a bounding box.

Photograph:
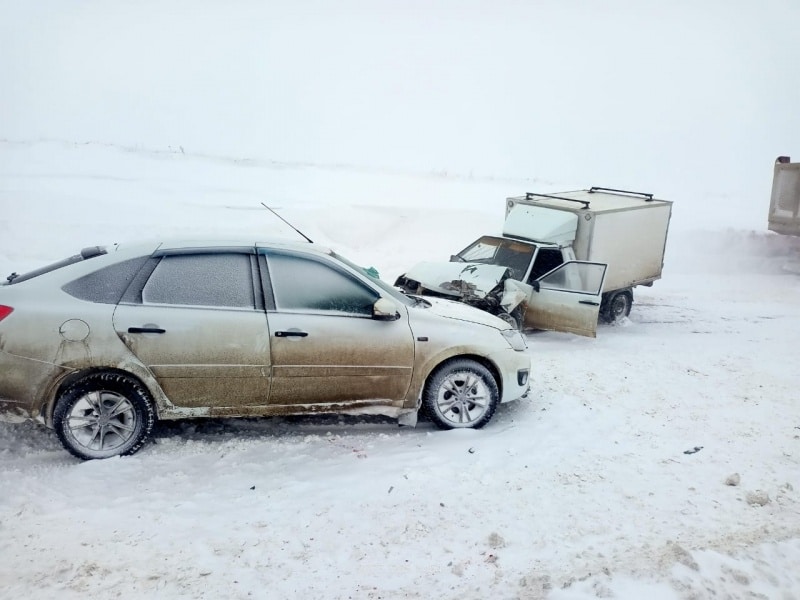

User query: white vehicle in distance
[0,239,531,460]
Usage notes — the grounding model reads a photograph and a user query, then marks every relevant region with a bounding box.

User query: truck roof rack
[524,192,590,210]
[589,187,654,201]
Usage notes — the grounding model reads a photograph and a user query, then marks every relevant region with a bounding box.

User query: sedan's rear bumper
[0,350,66,420]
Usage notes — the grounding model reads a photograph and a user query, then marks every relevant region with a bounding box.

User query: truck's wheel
[423,359,499,429]
[601,290,633,323]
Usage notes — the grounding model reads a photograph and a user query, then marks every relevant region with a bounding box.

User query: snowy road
[1,142,799,599]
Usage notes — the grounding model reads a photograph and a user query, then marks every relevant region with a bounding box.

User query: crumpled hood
[404,261,510,298]
[422,296,509,330]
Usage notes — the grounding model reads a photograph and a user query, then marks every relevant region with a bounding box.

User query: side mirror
[531,280,541,293]
[373,297,401,321]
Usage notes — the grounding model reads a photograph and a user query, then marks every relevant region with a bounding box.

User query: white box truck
[395,187,672,337]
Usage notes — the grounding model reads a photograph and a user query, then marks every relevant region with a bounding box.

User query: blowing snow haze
[3,3,800,599]
[2,0,799,207]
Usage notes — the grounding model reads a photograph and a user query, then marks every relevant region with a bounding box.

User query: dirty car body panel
[261,248,415,407]
[513,261,607,337]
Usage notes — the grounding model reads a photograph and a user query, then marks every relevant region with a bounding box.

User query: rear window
[142,253,256,308]
[62,256,149,304]
[5,246,107,286]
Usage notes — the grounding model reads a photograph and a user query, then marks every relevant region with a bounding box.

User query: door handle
[128,327,166,334]
[275,330,308,338]
[578,300,600,306]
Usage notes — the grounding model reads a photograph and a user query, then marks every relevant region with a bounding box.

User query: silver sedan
[0,239,531,459]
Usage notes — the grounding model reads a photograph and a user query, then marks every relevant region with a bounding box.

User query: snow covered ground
[1,141,799,599]
[2,1,800,596]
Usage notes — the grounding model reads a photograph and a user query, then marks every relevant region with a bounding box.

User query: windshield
[455,236,536,280]
[331,252,415,307]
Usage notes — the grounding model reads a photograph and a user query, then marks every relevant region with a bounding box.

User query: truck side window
[528,248,564,283]
[539,262,605,295]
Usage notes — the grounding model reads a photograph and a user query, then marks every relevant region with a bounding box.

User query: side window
[539,262,606,295]
[63,256,148,304]
[142,253,255,308]
[528,248,564,283]
[266,253,378,316]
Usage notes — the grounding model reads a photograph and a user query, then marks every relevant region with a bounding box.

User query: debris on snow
[683,446,704,455]
[662,541,699,571]
[518,573,552,596]
[488,532,506,549]
[745,490,771,507]
[725,473,741,487]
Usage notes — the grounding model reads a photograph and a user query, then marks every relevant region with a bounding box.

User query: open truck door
[516,261,607,338]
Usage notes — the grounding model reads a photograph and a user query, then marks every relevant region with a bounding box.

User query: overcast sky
[2,0,799,204]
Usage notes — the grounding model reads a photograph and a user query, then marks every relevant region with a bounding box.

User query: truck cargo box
[505,188,672,292]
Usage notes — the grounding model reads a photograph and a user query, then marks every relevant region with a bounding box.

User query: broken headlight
[501,328,527,351]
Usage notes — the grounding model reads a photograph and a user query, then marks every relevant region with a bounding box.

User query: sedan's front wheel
[423,359,499,429]
[53,372,155,460]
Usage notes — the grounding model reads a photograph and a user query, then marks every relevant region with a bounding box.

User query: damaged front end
[395,262,527,324]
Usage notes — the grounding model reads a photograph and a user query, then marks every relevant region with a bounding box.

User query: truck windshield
[454,236,536,280]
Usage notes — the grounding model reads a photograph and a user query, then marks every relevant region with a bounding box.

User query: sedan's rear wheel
[53,372,155,460]
[423,359,499,429]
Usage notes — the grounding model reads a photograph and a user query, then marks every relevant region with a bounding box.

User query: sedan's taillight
[0,305,13,322]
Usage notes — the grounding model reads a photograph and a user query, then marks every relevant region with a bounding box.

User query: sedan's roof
[3,238,337,289]
[115,238,331,256]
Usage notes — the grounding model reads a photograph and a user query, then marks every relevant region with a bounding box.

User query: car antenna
[260,202,314,243]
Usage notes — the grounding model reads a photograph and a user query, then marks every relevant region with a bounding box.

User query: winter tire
[423,359,500,429]
[53,372,155,460]
[601,290,632,323]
